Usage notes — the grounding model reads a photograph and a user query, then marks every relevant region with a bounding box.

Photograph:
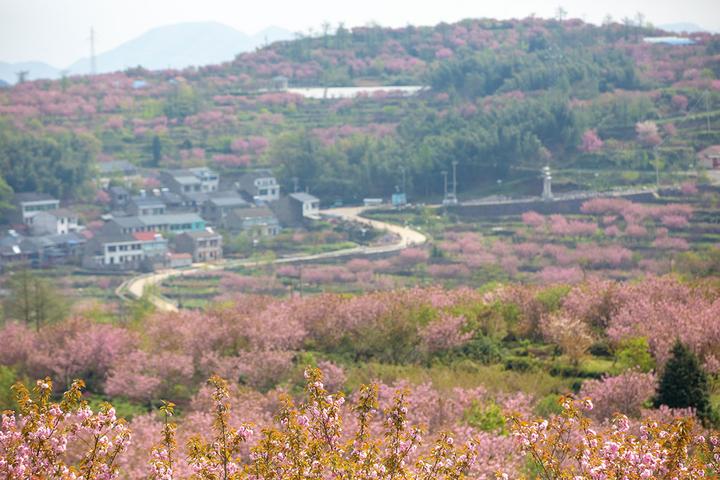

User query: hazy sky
[1,0,718,67]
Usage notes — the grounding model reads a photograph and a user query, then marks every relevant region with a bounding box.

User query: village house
[131,231,169,264]
[0,230,86,268]
[82,233,145,270]
[127,196,167,216]
[167,252,193,268]
[28,208,80,236]
[161,168,220,195]
[201,191,249,224]
[12,193,60,224]
[173,229,223,263]
[272,192,321,227]
[23,233,87,267]
[103,213,206,235]
[236,170,280,203]
[188,167,220,192]
[161,170,203,194]
[222,206,280,237]
[159,190,185,211]
[698,145,720,170]
[109,186,131,210]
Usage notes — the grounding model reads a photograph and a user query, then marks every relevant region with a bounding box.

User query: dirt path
[118,206,427,312]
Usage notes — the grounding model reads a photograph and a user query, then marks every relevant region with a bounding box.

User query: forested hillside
[0,17,719,203]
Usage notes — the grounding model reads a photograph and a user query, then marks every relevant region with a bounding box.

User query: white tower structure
[542,165,553,200]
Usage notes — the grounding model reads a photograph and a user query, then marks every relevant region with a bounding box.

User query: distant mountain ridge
[0,61,62,85]
[0,22,293,84]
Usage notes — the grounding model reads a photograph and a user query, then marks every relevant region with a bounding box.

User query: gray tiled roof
[109,216,146,229]
[228,206,276,219]
[289,192,319,203]
[138,213,204,224]
[15,192,57,203]
[208,194,248,208]
[130,196,166,207]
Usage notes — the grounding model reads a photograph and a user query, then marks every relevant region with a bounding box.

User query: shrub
[463,400,507,434]
[457,335,504,364]
[614,337,655,373]
[0,366,19,411]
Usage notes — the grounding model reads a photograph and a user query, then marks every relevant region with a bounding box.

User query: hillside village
[0,167,320,271]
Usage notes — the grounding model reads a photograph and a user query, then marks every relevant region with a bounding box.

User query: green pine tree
[655,341,713,424]
[4,268,68,331]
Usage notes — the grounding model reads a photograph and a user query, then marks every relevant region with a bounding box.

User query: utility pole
[400,166,406,195]
[443,162,458,206]
[292,176,299,193]
[441,170,448,203]
[452,160,458,199]
[90,27,97,75]
[555,6,567,22]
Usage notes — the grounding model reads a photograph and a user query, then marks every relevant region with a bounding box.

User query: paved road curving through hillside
[117,206,427,312]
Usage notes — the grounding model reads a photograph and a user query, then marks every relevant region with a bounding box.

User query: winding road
[117,206,427,312]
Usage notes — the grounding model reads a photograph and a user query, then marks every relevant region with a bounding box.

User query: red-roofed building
[133,231,168,264]
[132,231,160,242]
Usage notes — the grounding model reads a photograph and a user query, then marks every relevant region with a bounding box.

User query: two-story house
[82,233,145,270]
[201,192,249,224]
[222,206,280,237]
[103,213,206,235]
[174,229,223,263]
[272,193,321,227]
[29,208,80,236]
[236,170,280,203]
[13,193,60,224]
[161,168,220,195]
[188,167,220,192]
[127,196,167,216]
[132,231,168,264]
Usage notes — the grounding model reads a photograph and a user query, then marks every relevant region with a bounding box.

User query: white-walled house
[82,233,145,270]
[236,170,280,203]
[13,193,60,224]
[161,168,220,194]
[291,192,320,219]
[29,209,80,236]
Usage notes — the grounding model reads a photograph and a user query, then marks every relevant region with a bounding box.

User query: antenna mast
[90,27,97,75]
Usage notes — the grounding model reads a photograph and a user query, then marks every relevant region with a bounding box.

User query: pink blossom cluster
[579,370,657,420]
